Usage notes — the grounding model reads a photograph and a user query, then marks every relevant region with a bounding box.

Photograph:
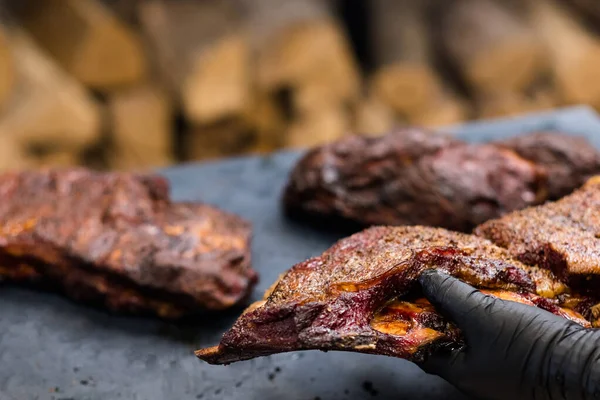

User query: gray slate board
[1,106,600,400]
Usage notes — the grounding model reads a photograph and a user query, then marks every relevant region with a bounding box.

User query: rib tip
[195,346,221,364]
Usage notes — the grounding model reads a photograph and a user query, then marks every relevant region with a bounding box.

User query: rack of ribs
[198,177,600,365]
[476,176,600,302]
[284,130,600,231]
[0,169,257,318]
[197,227,590,365]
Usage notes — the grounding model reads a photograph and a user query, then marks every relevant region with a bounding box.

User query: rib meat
[284,129,547,231]
[476,176,600,296]
[497,132,600,199]
[284,130,600,231]
[197,226,589,365]
[0,169,257,318]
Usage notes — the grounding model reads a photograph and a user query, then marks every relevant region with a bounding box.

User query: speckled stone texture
[1,106,600,400]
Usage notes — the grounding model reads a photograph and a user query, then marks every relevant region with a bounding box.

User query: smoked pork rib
[284,129,547,232]
[0,169,257,318]
[283,129,458,227]
[497,132,600,200]
[476,176,600,297]
[284,130,600,231]
[197,226,589,365]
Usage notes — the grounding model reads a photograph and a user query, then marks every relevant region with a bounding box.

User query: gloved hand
[418,269,600,400]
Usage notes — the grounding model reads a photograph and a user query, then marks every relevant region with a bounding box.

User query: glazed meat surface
[197,226,589,365]
[284,130,600,231]
[0,169,257,318]
[284,129,547,231]
[283,128,457,225]
[476,176,600,295]
[497,132,600,199]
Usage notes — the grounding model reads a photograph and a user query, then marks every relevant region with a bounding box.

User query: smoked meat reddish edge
[476,176,600,299]
[496,131,600,200]
[198,140,600,364]
[284,130,600,232]
[0,168,257,318]
[197,225,594,365]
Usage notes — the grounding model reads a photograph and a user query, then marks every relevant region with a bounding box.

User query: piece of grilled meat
[197,226,589,365]
[496,132,600,199]
[476,176,600,299]
[284,129,547,232]
[284,130,600,232]
[0,169,257,318]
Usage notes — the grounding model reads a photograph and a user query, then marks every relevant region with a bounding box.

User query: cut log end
[108,84,174,170]
[371,65,443,116]
[185,119,255,161]
[285,106,349,148]
[441,0,549,94]
[477,90,557,119]
[0,27,14,112]
[256,19,360,104]
[530,0,600,107]
[354,95,397,136]
[13,0,147,90]
[469,40,547,94]
[1,30,102,152]
[181,35,251,125]
[74,20,147,89]
[556,50,600,106]
[409,95,469,128]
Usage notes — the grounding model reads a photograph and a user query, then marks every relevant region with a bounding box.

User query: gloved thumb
[418,269,496,330]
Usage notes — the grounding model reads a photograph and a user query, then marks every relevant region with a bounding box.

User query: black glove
[418,269,600,400]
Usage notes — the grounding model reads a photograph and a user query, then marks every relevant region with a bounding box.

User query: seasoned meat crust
[0,169,257,318]
[284,129,547,232]
[284,130,600,232]
[199,143,600,365]
[197,226,589,365]
[497,132,600,200]
[476,176,600,294]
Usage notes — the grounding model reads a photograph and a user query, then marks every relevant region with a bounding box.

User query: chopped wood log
[244,91,286,153]
[558,0,600,25]
[100,0,141,25]
[0,24,14,112]
[107,84,174,171]
[182,36,250,126]
[31,150,80,168]
[185,89,285,159]
[237,0,360,107]
[477,89,557,119]
[0,133,31,172]
[285,106,349,148]
[235,0,359,150]
[369,0,467,127]
[0,30,101,152]
[528,0,600,107]
[11,0,146,90]
[184,119,254,161]
[291,80,351,118]
[370,64,446,118]
[409,93,469,127]
[440,0,548,95]
[139,0,251,126]
[353,94,397,135]
[370,0,447,117]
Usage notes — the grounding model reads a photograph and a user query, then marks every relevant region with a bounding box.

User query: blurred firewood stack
[0,0,598,171]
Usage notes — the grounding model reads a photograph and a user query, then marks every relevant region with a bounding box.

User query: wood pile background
[0,0,598,171]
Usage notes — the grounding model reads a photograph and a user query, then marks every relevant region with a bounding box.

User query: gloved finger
[418,346,467,382]
[418,270,496,329]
